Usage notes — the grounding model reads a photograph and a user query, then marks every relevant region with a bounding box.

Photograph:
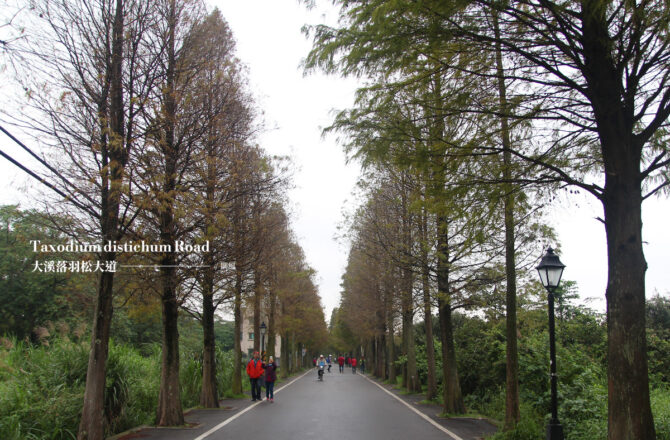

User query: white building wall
[240,308,281,360]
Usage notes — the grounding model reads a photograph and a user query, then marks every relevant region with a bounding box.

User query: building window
[248,332,254,340]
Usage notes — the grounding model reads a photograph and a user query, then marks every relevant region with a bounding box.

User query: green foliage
[653,387,670,440]
[488,404,543,440]
[0,338,87,440]
[446,302,670,440]
[0,205,94,340]
[648,295,670,384]
[453,314,505,399]
[0,337,242,439]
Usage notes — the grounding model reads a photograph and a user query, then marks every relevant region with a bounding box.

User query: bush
[0,339,87,440]
[653,387,670,440]
[488,405,543,440]
[0,337,245,439]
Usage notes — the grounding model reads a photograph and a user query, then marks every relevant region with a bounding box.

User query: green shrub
[653,387,670,440]
[0,338,86,440]
[488,405,543,440]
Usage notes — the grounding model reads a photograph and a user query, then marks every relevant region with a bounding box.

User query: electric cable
[0,147,98,218]
[0,124,99,207]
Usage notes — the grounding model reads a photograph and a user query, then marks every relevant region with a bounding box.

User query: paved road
[114,369,495,440]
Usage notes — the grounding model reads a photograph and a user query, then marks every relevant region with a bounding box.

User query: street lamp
[536,247,565,440]
[260,321,267,355]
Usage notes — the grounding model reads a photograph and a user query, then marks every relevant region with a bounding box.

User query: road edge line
[193,369,312,440]
[360,374,465,440]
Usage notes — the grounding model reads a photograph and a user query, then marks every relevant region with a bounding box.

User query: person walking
[263,356,278,402]
[246,351,264,402]
[360,356,366,374]
[351,357,357,374]
[338,354,345,373]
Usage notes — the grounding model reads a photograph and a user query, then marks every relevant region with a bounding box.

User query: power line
[0,124,99,207]
[0,147,98,219]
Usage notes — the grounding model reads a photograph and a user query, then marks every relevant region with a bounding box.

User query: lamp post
[260,321,267,356]
[536,247,565,440]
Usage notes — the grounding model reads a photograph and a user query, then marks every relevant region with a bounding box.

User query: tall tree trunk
[78,1,124,437]
[281,333,289,374]
[421,208,437,400]
[78,271,115,440]
[231,267,243,394]
[401,302,408,387]
[436,215,465,414]
[579,3,655,436]
[603,135,654,440]
[403,301,420,393]
[155,159,182,425]
[492,12,520,429]
[402,268,420,393]
[291,332,297,372]
[156,264,183,425]
[380,331,387,379]
[268,276,276,358]
[155,0,183,425]
[386,311,396,385]
[199,111,218,408]
[199,277,218,407]
[253,268,261,353]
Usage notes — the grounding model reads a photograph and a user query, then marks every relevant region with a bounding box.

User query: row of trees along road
[1,1,328,439]
[304,1,670,439]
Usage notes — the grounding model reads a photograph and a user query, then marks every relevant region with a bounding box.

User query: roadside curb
[359,373,498,440]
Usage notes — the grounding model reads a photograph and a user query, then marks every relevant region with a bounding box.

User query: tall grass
[0,338,242,439]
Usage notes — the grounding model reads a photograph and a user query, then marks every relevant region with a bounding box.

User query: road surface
[113,369,496,440]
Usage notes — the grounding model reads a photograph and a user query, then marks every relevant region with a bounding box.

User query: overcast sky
[1,0,668,323]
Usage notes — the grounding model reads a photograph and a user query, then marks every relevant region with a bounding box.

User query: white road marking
[193,369,312,440]
[359,374,465,440]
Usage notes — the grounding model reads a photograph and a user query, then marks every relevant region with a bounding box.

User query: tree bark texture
[232,268,243,394]
[436,215,465,414]
[77,1,125,437]
[579,3,655,437]
[403,287,421,393]
[603,136,654,440]
[386,296,396,384]
[77,271,115,440]
[422,268,437,400]
[421,208,437,401]
[253,268,261,353]
[268,282,276,358]
[492,13,520,429]
[156,264,183,426]
[199,285,218,408]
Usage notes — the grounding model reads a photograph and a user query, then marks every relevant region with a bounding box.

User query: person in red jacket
[337,355,345,373]
[351,357,357,374]
[246,351,264,401]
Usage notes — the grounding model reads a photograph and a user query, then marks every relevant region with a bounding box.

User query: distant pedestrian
[316,354,327,380]
[346,356,350,367]
[246,351,264,402]
[360,357,366,374]
[351,357,357,374]
[338,355,344,373]
[263,356,278,402]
